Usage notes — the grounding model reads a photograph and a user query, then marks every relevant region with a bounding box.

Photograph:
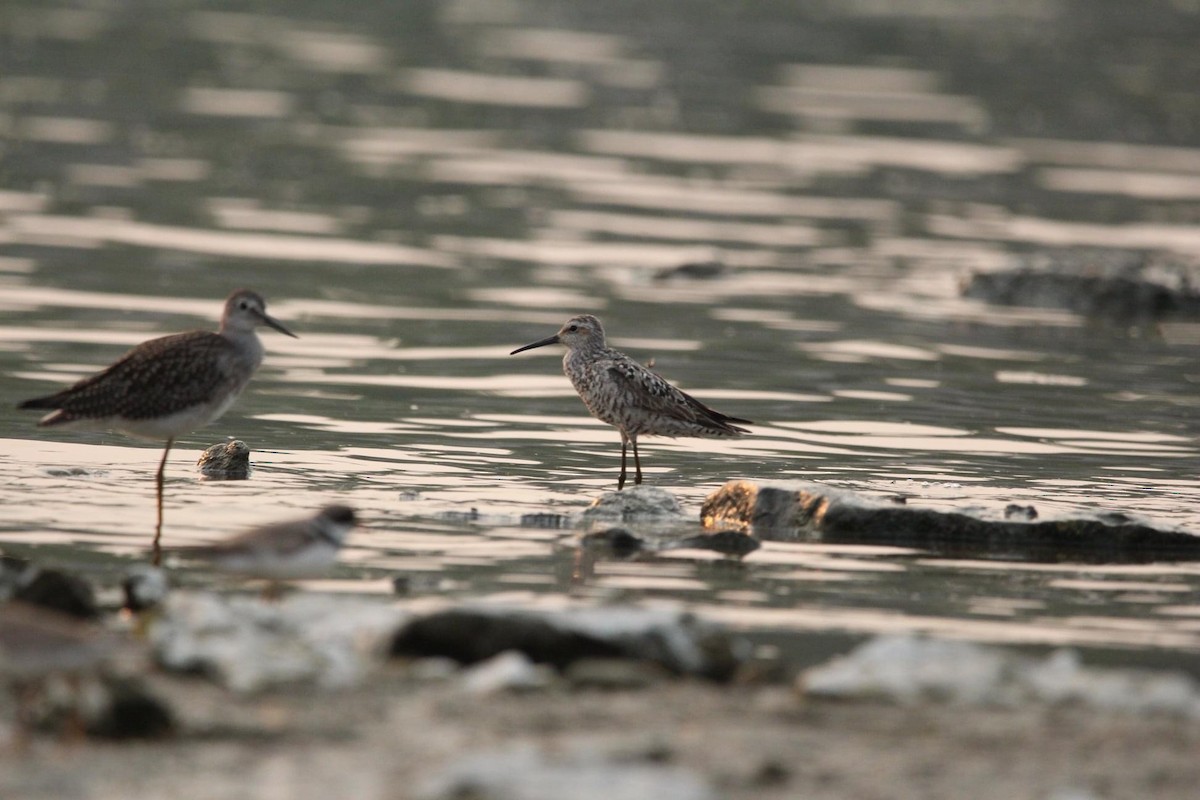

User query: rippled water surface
[4,0,1200,667]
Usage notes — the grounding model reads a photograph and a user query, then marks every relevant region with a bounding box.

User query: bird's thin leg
[618,436,628,490]
[632,436,642,486]
[153,439,173,565]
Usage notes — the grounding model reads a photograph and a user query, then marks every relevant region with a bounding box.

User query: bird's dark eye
[568,324,578,332]
[239,302,249,310]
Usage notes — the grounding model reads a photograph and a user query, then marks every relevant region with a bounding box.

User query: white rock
[801,634,1200,717]
[460,651,554,695]
[149,591,406,693]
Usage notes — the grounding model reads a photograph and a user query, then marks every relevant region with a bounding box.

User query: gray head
[220,289,298,338]
[510,314,606,355]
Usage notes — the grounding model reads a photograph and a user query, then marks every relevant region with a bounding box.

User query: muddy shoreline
[4,657,1199,800]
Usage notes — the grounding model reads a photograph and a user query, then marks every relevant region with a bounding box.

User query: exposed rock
[961,250,1200,321]
[148,592,406,692]
[801,634,1200,717]
[419,744,718,800]
[581,487,685,526]
[391,605,744,682]
[702,480,1200,563]
[197,439,251,480]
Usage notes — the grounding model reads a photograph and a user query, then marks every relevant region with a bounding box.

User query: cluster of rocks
[6,476,1200,748]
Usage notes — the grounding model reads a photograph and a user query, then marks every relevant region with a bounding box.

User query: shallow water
[3,0,1200,667]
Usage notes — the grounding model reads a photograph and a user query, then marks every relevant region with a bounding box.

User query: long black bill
[509,334,560,355]
[257,310,299,338]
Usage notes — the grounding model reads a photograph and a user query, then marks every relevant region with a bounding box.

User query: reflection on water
[3,0,1200,666]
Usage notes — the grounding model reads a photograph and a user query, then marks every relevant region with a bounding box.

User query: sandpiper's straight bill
[510,314,752,489]
[17,289,297,555]
[172,504,359,581]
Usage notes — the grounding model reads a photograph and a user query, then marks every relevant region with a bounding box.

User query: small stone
[520,512,570,528]
[1004,504,1038,520]
[197,439,251,479]
[582,486,684,524]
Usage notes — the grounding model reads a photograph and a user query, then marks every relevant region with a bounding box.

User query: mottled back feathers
[19,331,250,425]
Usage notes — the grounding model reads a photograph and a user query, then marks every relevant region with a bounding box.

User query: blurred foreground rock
[391,605,746,682]
[419,744,718,800]
[702,480,1200,563]
[802,634,1200,717]
[149,592,406,692]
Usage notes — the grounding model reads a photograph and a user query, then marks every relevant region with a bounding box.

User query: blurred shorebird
[510,314,752,489]
[174,505,359,583]
[18,290,297,554]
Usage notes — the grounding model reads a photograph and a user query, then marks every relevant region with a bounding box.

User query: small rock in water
[43,467,94,477]
[419,745,718,800]
[197,439,251,479]
[1004,503,1038,521]
[520,512,571,529]
[582,487,684,525]
[653,260,728,281]
[580,528,645,558]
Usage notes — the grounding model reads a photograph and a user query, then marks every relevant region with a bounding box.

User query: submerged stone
[581,486,685,525]
[702,479,1200,563]
[962,249,1200,321]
